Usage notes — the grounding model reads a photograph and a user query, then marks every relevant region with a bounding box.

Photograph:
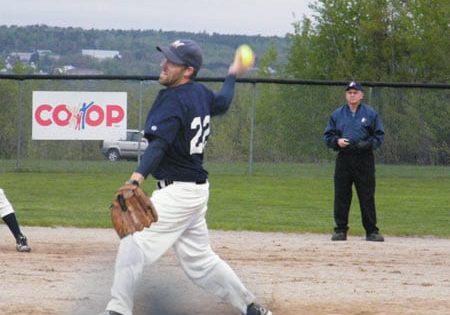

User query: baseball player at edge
[101,39,272,315]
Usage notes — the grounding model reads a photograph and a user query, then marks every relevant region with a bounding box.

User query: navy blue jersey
[141,78,234,181]
[324,103,384,151]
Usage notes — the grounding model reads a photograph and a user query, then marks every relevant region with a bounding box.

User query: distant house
[37,50,60,60]
[55,65,76,73]
[37,50,53,56]
[65,68,104,75]
[9,52,33,62]
[81,49,121,60]
[54,65,103,75]
[8,50,57,63]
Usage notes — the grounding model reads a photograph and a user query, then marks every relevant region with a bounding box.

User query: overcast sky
[0,0,314,36]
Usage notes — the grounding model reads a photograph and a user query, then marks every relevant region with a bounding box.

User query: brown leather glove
[110,182,158,238]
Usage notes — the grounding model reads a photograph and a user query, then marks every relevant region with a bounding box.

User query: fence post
[15,81,24,170]
[137,80,144,165]
[247,82,256,175]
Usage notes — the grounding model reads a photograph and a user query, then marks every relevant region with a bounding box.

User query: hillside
[0,25,290,76]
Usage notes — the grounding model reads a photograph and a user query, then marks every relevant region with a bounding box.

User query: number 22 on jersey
[190,115,210,154]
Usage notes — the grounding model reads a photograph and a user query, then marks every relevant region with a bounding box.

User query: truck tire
[107,149,120,161]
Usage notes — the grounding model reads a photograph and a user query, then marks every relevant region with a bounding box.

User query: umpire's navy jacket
[323,103,384,152]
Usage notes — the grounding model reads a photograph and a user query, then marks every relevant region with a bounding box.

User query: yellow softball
[236,44,255,68]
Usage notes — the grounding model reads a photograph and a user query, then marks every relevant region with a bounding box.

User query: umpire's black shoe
[366,232,384,242]
[331,231,347,241]
[247,302,272,315]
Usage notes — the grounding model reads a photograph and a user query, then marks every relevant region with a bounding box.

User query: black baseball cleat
[331,231,347,241]
[99,311,123,315]
[366,232,384,242]
[16,234,31,252]
[247,302,272,315]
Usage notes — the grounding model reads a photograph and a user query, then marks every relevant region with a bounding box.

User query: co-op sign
[32,91,127,140]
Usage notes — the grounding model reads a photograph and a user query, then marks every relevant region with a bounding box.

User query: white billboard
[32,91,127,140]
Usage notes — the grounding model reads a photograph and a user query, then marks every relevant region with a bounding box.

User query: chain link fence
[0,75,449,174]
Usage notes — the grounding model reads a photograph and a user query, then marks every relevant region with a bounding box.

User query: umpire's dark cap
[345,81,363,91]
[157,39,203,72]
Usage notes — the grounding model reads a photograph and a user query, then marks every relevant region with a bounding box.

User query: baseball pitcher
[101,39,271,315]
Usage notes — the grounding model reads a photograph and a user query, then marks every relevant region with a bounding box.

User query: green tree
[12,60,31,74]
[287,0,449,82]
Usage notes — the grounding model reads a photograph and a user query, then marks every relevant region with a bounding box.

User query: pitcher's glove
[110,181,158,238]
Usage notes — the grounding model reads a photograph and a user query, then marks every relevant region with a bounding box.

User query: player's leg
[332,154,353,239]
[0,188,31,252]
[106,235,146,315]
[354,153,382,240]
[173,205,256,314]
[105,183,208,315]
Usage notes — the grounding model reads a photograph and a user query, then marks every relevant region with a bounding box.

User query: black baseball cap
[345,81,363,91]
[156,39,203,72]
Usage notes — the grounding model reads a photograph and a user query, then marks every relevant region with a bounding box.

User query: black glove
[355,140,372,150]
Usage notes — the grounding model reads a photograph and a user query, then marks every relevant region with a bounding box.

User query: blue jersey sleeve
[135,137,168,178]
[211,74,236,116]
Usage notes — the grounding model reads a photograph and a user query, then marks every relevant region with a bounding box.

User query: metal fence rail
[1,73,449,89]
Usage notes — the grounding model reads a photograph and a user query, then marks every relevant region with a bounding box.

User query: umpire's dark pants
[333,151,379,235]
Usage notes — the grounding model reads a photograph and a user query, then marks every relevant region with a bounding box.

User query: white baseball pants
[106,181,254,315]
[0,188,15,218]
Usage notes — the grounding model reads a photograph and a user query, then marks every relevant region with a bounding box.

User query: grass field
[1,161,449,237]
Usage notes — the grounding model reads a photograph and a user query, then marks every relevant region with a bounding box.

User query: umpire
[324,81,385,242]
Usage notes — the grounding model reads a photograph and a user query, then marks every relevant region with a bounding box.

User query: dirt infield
[1,226,449,315]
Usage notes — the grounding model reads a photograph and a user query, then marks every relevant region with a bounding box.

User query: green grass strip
[1,162,449,237]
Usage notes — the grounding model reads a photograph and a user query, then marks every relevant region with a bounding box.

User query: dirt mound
[1,227,449,315]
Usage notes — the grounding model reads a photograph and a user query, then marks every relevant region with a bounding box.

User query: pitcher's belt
[157,179,207,189]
